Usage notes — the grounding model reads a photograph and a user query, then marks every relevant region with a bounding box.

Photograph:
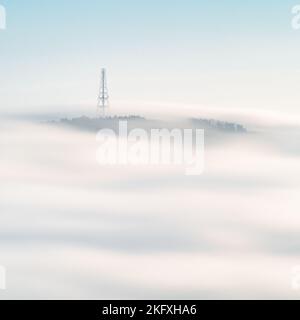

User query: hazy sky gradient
[1,0,300,117]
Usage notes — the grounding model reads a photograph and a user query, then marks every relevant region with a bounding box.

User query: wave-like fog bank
[0,118,300,299]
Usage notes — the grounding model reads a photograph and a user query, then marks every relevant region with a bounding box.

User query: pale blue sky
[1,0,300,117]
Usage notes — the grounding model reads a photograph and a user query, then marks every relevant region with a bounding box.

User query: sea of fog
[0,118,300,299]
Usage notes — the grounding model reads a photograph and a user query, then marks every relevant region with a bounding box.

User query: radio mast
[97,68,109,117]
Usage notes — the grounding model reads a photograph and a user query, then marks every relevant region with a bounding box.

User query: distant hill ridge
[48,115,247,133]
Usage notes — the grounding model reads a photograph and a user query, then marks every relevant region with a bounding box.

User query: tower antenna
[97,68,109,117]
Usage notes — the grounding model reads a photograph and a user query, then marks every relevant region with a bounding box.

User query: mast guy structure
[97,68,109,117]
